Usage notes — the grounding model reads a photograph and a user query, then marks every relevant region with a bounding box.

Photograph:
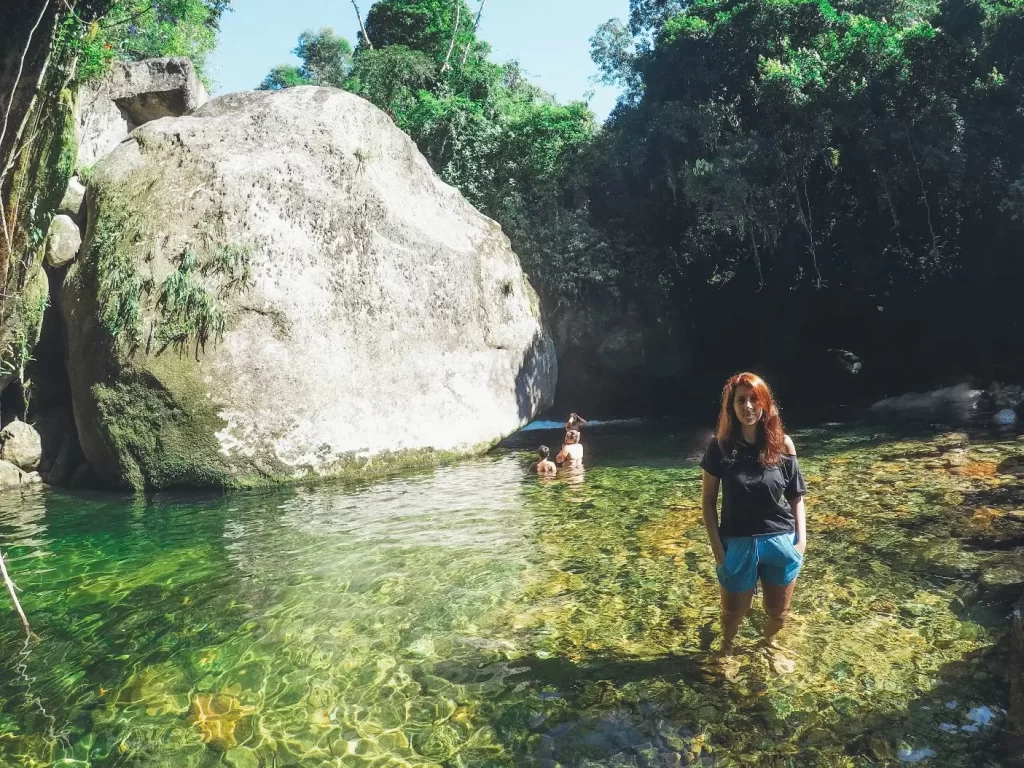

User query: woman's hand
[712,544,726,567]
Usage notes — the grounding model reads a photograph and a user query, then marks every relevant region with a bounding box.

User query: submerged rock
[61,87,556,489]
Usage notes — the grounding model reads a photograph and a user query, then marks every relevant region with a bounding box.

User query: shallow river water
[0,420,1021,767]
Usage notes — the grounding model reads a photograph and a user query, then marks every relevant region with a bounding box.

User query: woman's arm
[792,496,807,554]
[701,470,725,565]
[555,445,570,464]
[783,435,807,554]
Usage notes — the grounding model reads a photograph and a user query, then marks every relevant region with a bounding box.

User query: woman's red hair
[715,372,786,466]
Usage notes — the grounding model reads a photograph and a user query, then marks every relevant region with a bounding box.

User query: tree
[362,0,476,64]
[258,28,353,90]
[78,0,232,84]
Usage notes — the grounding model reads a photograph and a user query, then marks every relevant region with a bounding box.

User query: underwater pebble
[994,408,1017,426]
[939,723,957,733]
[945,700,958,710]
[961,724,980,733]
[964,705,1000,726]
[897,747,936,762]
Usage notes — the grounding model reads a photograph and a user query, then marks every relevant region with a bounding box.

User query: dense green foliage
[73,0,230,84]
[259,0,1024,401]
[579,0,1024,395]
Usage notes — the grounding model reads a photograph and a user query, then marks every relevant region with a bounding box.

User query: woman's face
[732,384,763,427]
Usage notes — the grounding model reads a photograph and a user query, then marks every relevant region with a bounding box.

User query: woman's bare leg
[761,579,796,646]
[720,587,754,653]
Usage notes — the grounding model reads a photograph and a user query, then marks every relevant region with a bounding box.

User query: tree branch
[459,0,487,68]
[1,548,34,639]
[905,125,941,262]
[0,0,51,174]
[351,1,373,50]
[440,0,462,74]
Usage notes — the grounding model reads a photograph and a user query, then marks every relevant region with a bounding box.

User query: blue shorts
[717,532,803,593]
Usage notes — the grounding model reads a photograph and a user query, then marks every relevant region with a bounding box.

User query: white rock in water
[964,705,1000,726]
[61,87,557,490]
[897,747,936,763]
[994,408,1018,426]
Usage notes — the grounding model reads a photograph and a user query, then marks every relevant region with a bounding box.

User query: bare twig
[0,0,52,266]
[440,0,462,74]
[905,125,941,261]
[459,0,488,68]
[0,0,51,177]
[877,166,907,259]
[0,548,33,639]
[351,1,373,49]
[794,179,822,289]
[743,208,764,291]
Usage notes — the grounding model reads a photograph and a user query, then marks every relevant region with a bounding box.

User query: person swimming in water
[556,429,584,467]
[531,445,557,475]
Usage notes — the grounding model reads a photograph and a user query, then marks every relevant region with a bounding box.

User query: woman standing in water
[701,373,807,656]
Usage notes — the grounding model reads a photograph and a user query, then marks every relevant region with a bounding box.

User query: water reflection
[0,423,1018,766]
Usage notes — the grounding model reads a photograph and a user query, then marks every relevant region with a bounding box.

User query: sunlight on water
[0,423,1020,766]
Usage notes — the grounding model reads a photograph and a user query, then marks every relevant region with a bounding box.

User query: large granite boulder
[61,87,556,490]
[76,57,208,170]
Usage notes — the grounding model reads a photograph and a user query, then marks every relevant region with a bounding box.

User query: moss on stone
[90,362,228,490]
[83,184,151,348]
[0,267,49,382]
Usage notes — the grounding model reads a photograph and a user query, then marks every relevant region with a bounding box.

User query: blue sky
[210,0,628,121]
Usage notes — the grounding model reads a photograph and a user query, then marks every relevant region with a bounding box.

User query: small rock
[44,214,82,268]
[994,408,1018,426]
[897,746,936,762]
[965,705,1001,726]
[0,419,42,471]
[58,178,86,224]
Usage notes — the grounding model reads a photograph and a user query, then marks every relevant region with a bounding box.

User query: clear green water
[0,423,1021,767]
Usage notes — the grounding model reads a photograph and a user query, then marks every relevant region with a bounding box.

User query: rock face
[0,420,42,472]
[45,214,82,268]
[76,57,208,170]
[61,87,556,490]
